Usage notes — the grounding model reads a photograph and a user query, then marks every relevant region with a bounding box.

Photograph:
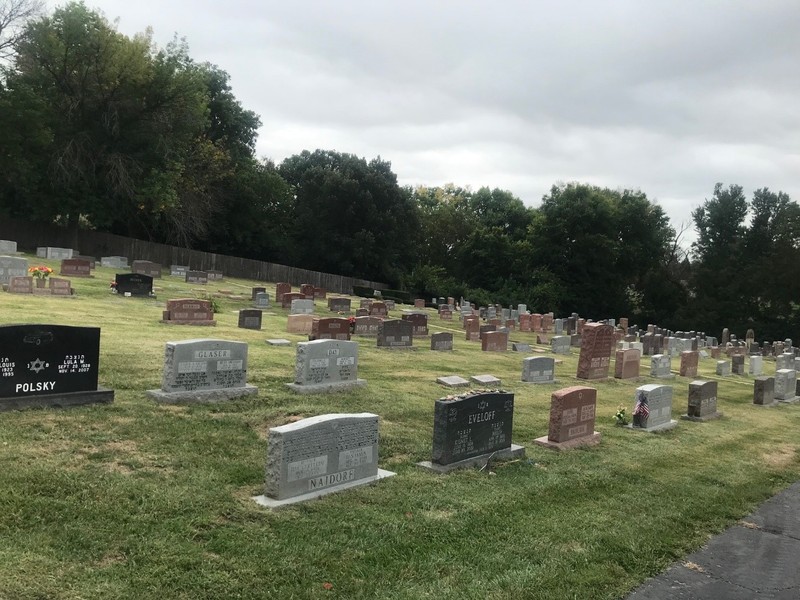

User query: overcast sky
[57,1,800,239]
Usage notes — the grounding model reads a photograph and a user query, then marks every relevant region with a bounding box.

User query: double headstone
[417,390,524,473]
[0,324,114,410]
[534,386,601,449]
[101,256,128,269]
[521,356,556,384]
[430,332,453,351]
[147,339,256,403]
[650,354,673,378]
[774,369,797,402]
[60,258,92,277]
[310,318,351,341]
[614,348,640,379]
[286,339,365,394]
[185,271,208,285]
[238,309,263,330]
[36,247,73,260]
[170,265,189,277]
[161,299,215,325]
[254,413,394,508]
[683,380,721,421]
[115,273,153,297]
[328,297,351,312]
[0,256,27,286]
[131,260,162,278]
[377,319,413,349]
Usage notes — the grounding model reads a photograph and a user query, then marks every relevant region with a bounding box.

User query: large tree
[278,149,419,283]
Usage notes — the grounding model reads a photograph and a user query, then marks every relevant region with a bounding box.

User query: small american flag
[633,392,649,419]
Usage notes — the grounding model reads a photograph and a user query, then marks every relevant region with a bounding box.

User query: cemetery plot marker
[576,323,615,379]
[753,377,776,406]
[682,380,723,421]
[161,299,215,326]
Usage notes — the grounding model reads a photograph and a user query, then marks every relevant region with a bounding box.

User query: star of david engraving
[28,358,48,373]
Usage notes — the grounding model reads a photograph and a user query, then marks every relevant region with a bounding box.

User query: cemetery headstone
[0,240,17,254]
[715,360,731,376]
[753,376,776,406]
[353,316,381,336]
[36,247,73,260]
[60,258,92,278]
[683,380,722,421]
[731,354,745,375]
[206,270,223,281]
[431,332,453,351]
[254,292,270,308]
[437,375,469,388]
[115,273,153,297]
[0,324,114,410]
[0,256,28,286]
[238,309,263,330]
[650,354,673,378]
[314,287,327,300]
[161,299,215,325]
[534,386,601,450]
[614,348,641,379]
[48,278,72,296]
[401,313,428,336]
[275,283,291,303]
[679,351,699,378]
[774,369,798,402]
[100,256,128,269]
[328,297,352,312]
[8,276,33,294]
[576,323,615,380]
[171,265,189,277]
[286,314,315,334]
[281,292,304,309]
[551,336,571,355]
[254,413,394,508]
[417,390,524,473]
[522,356,556,384]
[629,384,677,432]
[465,318,481,342]
[300,284,315,298]
[481,331,508,352]
[310,318,351,341]
[286,339,365,394]
[512,342,532,353]
[251,287,267,300]
[290,299,315,315]
[185,271,208,285]
[377,319,413,349]
[147,339,256,403]
[131,260,162,278]
[369,301,388,317]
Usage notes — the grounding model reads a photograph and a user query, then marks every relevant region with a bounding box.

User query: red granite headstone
[577,323,615,379]
[275,283,291,303]
[481,331,508,352]
[547,386,597,443]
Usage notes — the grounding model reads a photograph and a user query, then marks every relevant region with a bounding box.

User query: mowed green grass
[0,256,798,600]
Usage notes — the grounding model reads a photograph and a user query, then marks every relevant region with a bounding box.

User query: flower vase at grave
[36,278,46,288]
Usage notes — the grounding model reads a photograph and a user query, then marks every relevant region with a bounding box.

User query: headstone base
[753,401,779,408]
[777,396,800,404]
[252,468,395,509]
[159,319,216,326]
[285,379,367,395]
[0,387,114,412]
[625,420,678,433]
[533,432,602,451]
[416,444,526,474]
[680,412,723,422]
[652,374,675,379]
[521,378,559,385]
[146,384,258,404]
[376,346,418,351]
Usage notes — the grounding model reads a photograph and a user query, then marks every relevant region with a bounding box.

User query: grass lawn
[1,256,798,599]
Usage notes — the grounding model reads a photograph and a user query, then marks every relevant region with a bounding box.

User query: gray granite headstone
[630,384,676,431]
[776,353,794,371]
[430,332,453,351]
[147,339,257,403]
[512,342,532,352]
[715,360,731,376]
[684,380,721,420]
[551,336,571,355]
[254,292,270,308]
[0,256,28,285]
[36,247,73,260]
[170,265,189,277]
[650,354,673,378]
[753,376,775,406]
[749,355,763,376]
[774,369,797,402]
[256,413,394,507]
[286,339,365,394]
[521,356,555,384]
[377,319,413,348]
[0,240,17,254]
[100,256,128,269]
[290,299,315,315]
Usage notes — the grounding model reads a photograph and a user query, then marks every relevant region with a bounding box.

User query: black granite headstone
[0,324,113,409]
[377,319,413,348]
[238,309,262,330]
[432,390,514,465]
[115,273,153,296]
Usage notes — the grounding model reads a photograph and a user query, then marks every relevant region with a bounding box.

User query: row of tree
[1,2,798,341]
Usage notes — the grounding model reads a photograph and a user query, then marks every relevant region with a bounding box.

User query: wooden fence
[0,217,387,294]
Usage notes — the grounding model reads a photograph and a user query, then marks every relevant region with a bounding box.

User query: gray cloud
[61,0,800,239]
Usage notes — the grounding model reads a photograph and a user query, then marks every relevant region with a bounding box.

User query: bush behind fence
[0,218,387,295]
